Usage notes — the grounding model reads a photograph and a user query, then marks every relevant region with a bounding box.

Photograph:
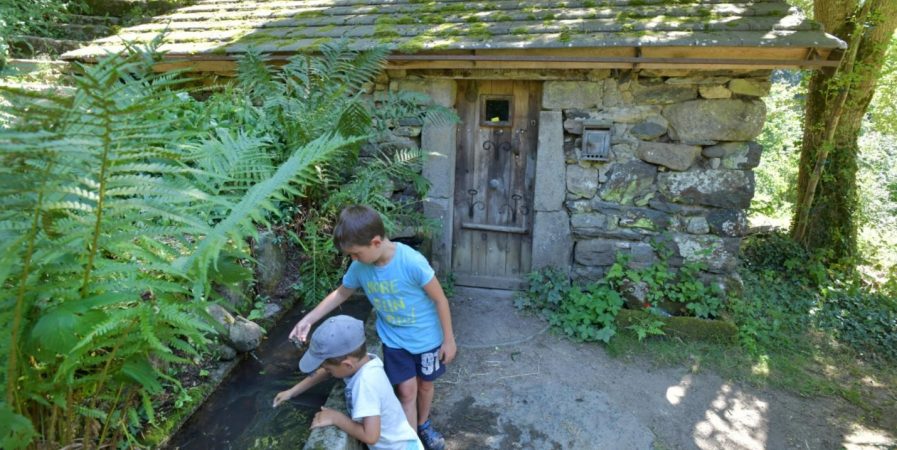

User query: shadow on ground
[431,287,896,450]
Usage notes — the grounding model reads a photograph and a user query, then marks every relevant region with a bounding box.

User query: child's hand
[289,317,313,344]
[439,337,457,364]
[272,390,292,408]
[310,406,339,428]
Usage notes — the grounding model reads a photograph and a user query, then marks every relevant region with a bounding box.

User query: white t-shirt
[344,355,424,450]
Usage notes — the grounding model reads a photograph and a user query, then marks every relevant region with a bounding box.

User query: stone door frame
[413,79,573,281]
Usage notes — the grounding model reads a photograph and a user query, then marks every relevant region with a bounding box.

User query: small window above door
[481,96,512,127]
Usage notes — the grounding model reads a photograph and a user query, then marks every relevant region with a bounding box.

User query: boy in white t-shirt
[273,315,424,450]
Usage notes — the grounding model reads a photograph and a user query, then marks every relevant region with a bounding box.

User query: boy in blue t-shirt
[289,205,457,450]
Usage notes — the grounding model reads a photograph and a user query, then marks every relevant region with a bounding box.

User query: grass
[607,325,897,431]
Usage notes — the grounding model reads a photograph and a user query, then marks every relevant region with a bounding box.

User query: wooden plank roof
[62,0,846,70]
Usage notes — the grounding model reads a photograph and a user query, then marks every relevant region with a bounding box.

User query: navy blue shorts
[382,344,446,385]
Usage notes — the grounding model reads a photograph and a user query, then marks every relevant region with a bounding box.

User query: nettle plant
[516,241,725,344]
[605,242,724,319]
[0,43,364,448]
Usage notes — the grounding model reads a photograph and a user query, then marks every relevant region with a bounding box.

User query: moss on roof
[62,0,845,61]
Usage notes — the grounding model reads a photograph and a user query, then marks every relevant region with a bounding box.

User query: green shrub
[550,283,623,343]
[816,287,897,361]
[604,246,724,319]
[727,270,816,355]
[741,231,828,286]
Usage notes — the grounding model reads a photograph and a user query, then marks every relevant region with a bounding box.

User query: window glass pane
[484,99,510,123]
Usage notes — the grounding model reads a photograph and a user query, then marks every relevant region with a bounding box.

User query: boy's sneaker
[417,419,445,450]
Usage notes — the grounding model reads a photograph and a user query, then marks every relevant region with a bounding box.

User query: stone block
[630,121,667,140]
[534,111,567,211]
[729,78,771,97]
[686,216,710,234]
[253,231,285,298]
[663,99,766,143]
[618,207,672,231]
[571,213,609,237]
[658,169,755,209]
[598,160,657,205]
[543,81,603,110]
[572,264,607,283]
[632,79,697,104]
[698,85,732,99]
[422,124,456,198]
[628,242,657,268]
[423,198,452,274]
[574,239,617,266]
[670,233,741,273]
[722,141,763,170]
[567,164,599,199]
[635,141,701,171]
[532,211,573,271]
[707,209,749,237]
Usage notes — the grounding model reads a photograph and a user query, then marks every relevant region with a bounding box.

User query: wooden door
[451,80,541,289]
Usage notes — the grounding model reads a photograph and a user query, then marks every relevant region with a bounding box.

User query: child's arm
[311,407,381,445]
[272,368,330,408]
[289,284,356,342]
[423,278,457,364]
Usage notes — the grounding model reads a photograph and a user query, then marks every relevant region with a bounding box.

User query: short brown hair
[323,342,367,366]
[333,205,386,250]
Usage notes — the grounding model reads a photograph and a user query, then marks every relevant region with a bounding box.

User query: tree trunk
[792,0,897,262]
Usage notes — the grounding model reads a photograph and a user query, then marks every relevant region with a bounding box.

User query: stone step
[9,36,85,58]
[0,80,75,96]
[3,59,74,84]
[55,23,114,41]
[67,14,121,26]
[83,0,188,17]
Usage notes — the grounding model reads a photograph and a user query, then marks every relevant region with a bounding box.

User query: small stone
[686,216,710,234]
[698,85,732,99]
[710,158,721,169]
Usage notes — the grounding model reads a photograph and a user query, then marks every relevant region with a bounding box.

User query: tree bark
[792,0,897,262]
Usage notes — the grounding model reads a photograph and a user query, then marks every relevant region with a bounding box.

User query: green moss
[396,15,416,25]
[293,10,324,19]
[464,15,480,23]
[493,12,513,22]
[373,23,400,39]
[542,13,557,21]
[558,27,573,43]
[143,383,217,447]
[375,16,398,25]
[696,7,713,18]
[616,309,738,344]
[440,3,470,13]
[468,23,491,39]
[397,36,427,54]
[421,14,444,24]
[510,27,528,35]
[583,0,597,7]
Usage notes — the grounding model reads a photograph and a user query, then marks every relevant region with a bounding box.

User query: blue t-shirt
[342,242,442,354]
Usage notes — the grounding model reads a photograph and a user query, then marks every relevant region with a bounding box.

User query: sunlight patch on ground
[693,384,769,450]
[666,374,693,406]
[842,423,897,450]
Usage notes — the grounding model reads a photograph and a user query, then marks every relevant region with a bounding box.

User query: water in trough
[166,299,370,449]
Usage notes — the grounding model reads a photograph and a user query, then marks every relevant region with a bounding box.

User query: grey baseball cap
[299,315,365,373]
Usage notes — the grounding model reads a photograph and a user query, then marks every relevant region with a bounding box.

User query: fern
[0,42,362,448]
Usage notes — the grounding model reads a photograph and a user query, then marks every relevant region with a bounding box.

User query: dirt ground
[429,287,896,450]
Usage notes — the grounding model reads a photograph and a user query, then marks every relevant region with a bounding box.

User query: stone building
[65,0,845,291]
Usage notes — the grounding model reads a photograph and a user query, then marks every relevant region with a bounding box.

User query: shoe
[418,419,445,450]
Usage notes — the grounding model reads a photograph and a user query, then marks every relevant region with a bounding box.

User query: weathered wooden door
[451,80,541,289]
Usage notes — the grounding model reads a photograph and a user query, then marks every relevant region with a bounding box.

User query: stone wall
[541,70,771,288]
